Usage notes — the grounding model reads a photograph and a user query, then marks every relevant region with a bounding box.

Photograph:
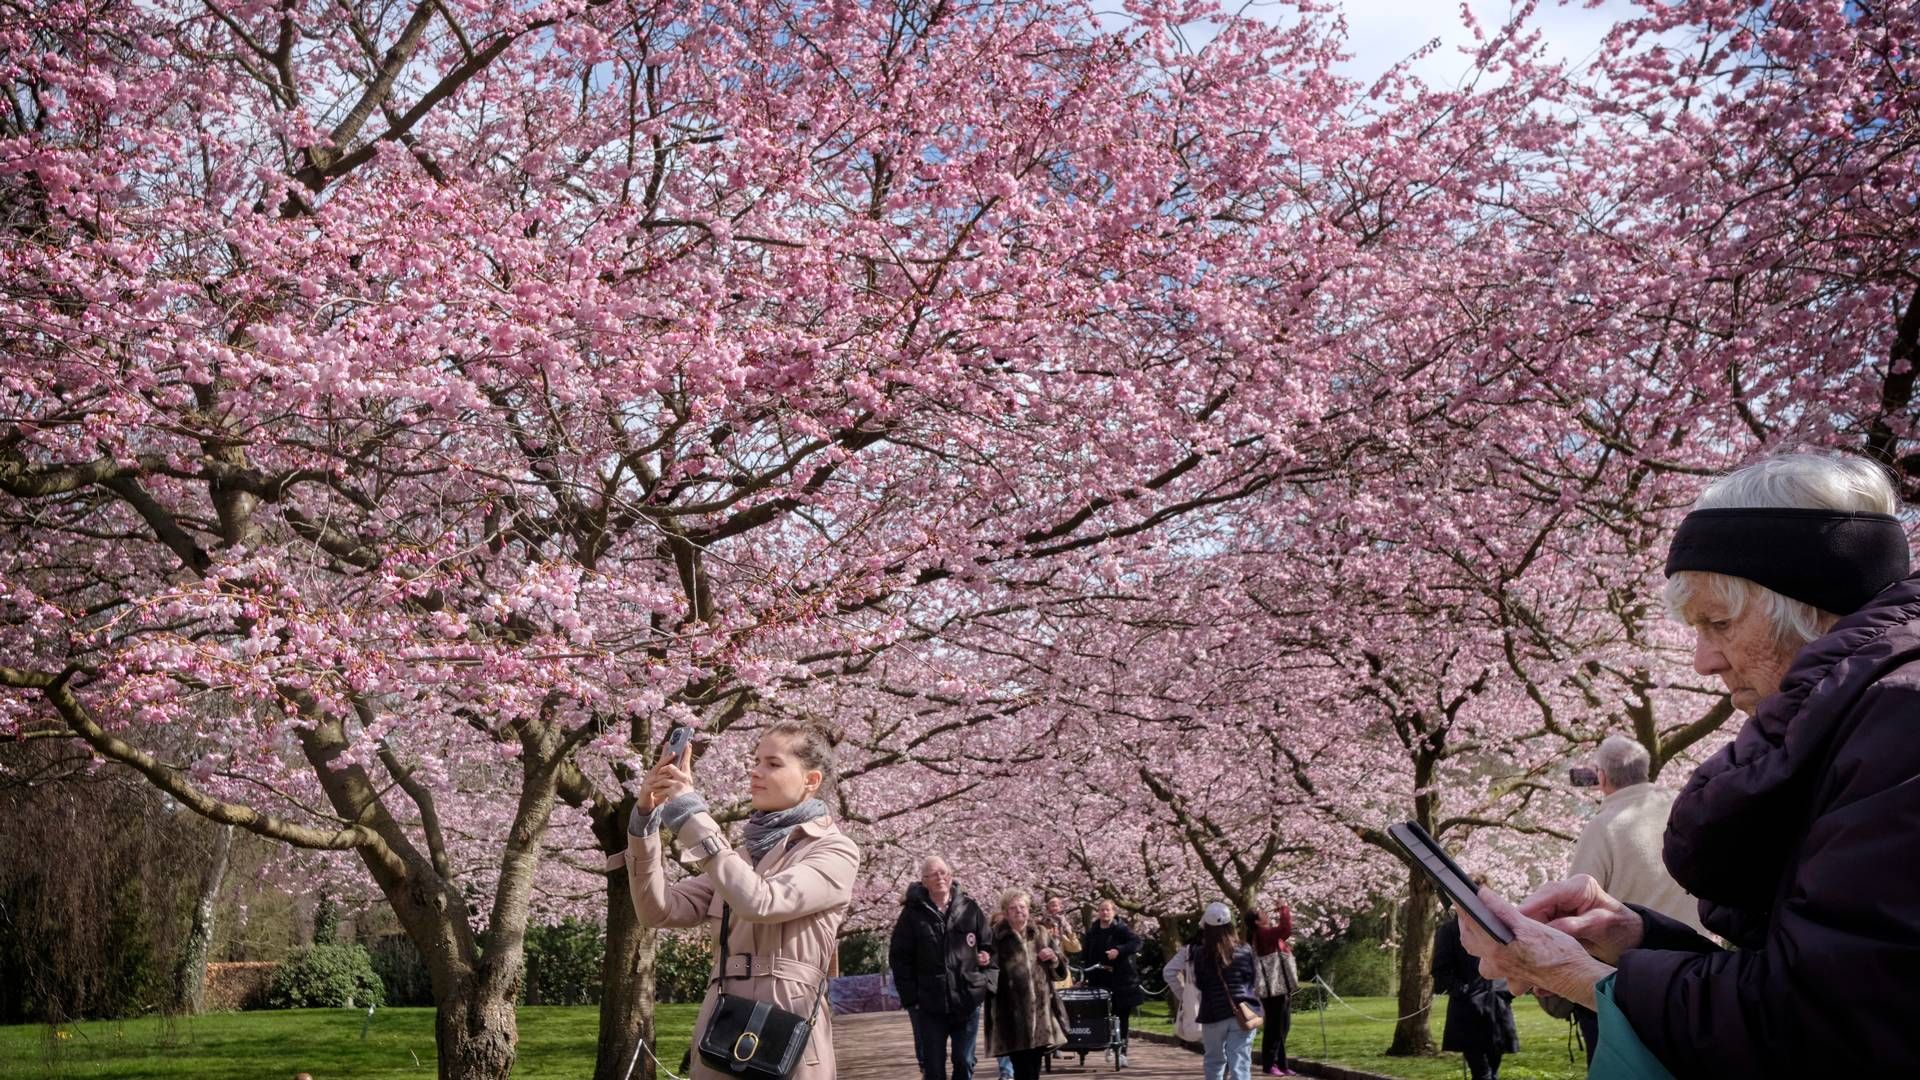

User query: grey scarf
[742,798,828,863]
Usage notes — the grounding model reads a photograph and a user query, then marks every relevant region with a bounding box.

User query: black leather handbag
[696,904,828,1077]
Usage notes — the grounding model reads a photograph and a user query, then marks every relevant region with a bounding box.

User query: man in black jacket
[891,856,996,1080]
[1081,898,1145,1066]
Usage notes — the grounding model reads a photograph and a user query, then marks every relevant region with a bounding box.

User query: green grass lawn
[1133,993,1588,1080]
[3,996,1584,1080]
[0,1005,699,1080]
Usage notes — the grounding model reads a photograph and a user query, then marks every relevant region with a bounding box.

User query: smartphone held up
[1387,820,1515,945]
[662,725,693,762]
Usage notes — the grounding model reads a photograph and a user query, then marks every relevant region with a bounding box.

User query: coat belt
[720,954,827,982]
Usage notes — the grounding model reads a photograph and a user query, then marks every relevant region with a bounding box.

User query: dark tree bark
[592,799,661,1080]
[1385,869,1439,1058]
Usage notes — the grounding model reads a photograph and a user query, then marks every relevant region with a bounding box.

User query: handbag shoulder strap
[710,901,732,988]
[1205,944,1242,1000]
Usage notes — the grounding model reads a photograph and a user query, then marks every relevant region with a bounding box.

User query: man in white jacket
[1163,937,1203,1046]
[1569,736,1704,934]
[1561,734,1705,1061]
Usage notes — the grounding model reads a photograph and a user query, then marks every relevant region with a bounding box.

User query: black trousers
[1575,1005,1599,1065]
[1260,994,1291,1068]
[1008,1048,1046,1080]
[1116,1005,1133,1048]
[1463,1048,1504,1080]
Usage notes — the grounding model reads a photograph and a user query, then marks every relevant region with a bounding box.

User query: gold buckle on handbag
[732,1031,760,1061]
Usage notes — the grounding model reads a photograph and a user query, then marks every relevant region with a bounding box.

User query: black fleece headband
[1665,507,1911,615]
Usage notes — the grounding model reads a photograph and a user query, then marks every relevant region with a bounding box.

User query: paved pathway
[834,1011,1205,1079]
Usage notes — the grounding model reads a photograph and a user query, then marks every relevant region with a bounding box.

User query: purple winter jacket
[1612,574,1920,1078]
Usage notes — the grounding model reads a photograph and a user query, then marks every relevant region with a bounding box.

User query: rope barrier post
[1318,976,1328,1060]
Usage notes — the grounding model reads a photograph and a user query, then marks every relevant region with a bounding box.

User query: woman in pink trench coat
[613,719,861,1080]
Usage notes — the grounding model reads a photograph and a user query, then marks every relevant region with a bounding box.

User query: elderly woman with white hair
[984,889,1068,1080]
[1458,451,1920,1079]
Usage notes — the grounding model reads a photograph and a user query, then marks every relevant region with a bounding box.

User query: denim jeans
[908,1004,982,1080]
[1202,1017,1255,1080]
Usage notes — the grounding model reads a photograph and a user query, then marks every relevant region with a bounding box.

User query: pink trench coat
[608,812,861,1080]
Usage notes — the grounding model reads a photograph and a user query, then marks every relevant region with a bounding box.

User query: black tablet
[1387,821,1515,945]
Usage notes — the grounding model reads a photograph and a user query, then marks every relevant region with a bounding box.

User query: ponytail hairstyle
[764,717,844,802]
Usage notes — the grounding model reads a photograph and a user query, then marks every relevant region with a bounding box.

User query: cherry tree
[0,0,1390,1074]
[7,1,1920,1077]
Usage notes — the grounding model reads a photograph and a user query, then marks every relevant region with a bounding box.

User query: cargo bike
[1053,983,1124,1070]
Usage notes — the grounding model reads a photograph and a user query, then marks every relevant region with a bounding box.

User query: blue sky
[1332,0,1636,86]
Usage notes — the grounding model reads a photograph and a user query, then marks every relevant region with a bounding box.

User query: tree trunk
[437,965,522,1080]
[594,803,660,1080]
[1385,869,1438,1057]
[1154,920,1187,1012]
[172,822,234,1014]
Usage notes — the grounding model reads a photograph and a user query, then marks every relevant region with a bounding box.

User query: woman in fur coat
[985,889,1069,1080]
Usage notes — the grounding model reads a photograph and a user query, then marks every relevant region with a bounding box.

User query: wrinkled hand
[1458,888,1612,1011]
[1516,875,1645,965]
[1106,948,1119,961]
[977,950,992,967]
[1038,947,1057,963]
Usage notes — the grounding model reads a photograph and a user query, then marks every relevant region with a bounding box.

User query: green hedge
[523,919,603,1006]
[266,944,386,1009]
[365,934,434,1007]
[654,931,712,1004]
[1294,907,1399,999]
[837,930,887,977]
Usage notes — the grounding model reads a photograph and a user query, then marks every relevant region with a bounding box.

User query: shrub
[311,895,339,946]
[654,931,712,1004]
[523,919,603,1006]
[266,944,385,1009]
[837,930,887,977]
[97,879,166,1018]
[365,934,433,1007]
[1304,935,1397,998]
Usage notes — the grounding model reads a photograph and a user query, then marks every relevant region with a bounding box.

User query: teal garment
[1587,974,1677,1080]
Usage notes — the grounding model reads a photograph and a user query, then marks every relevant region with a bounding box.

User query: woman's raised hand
[642,745,695,810]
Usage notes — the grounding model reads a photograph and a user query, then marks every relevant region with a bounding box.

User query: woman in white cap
[1191,901,1262,1080]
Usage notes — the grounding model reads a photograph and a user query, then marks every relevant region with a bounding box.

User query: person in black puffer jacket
[890,856,996,1080]
[1457,452,1920,1079]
